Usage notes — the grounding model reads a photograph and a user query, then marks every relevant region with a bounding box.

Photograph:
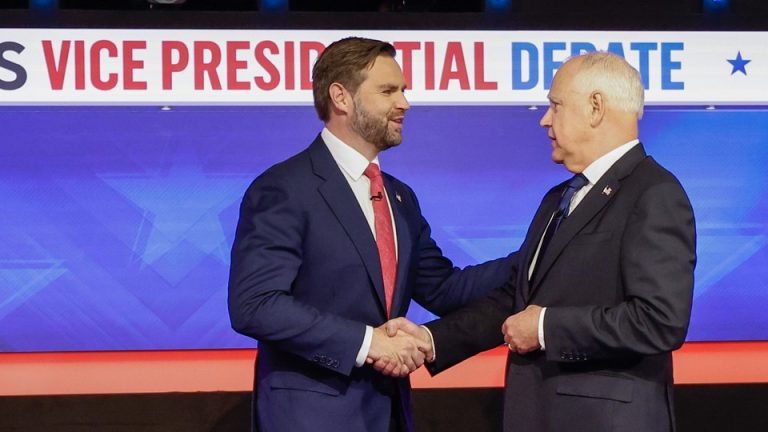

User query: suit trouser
[389,391,407,432]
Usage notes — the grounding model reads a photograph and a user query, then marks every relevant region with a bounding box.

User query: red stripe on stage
[1,342,767,396]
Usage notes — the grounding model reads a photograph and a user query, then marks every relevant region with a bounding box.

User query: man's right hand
[383,317,434,362]
[366,320,431,378]
[366,318,434,377]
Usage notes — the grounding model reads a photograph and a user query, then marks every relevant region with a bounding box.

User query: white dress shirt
[321,128,399,367]
[534,139,640,350]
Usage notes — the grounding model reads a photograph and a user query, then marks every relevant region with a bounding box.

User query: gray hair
[572,51,645,119]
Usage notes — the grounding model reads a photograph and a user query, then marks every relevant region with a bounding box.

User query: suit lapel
[519,191,560,304]
[383,174,412,317]
[309,137,389,315]
[531,144,648,291]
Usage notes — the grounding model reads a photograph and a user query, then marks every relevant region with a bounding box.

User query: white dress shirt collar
[321,128,381,180]
[581,139,640,185]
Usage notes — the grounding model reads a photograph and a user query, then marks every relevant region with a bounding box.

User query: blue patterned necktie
[532,173,588,279]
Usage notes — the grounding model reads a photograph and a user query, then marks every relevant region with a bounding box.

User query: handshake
[363,305,543,378]
[365,317,433,378]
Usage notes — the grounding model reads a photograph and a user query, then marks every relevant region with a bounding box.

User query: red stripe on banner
[1,342,767,396]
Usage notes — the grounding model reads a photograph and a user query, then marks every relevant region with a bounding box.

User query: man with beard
[228,37,513,432]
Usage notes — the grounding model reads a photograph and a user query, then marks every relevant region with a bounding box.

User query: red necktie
[364,163,397,317]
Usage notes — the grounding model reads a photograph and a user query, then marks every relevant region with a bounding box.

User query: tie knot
[568,173,588,190]
[364,163,382,179]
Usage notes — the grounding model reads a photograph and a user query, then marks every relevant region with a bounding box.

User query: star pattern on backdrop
[727,51,751,76]
[100,150,249,285]
[0,259,67,321]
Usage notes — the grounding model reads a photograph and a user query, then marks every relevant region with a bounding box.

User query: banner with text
[0,29,764,104]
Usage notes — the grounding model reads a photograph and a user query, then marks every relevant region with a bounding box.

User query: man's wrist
[537,307,547,351]
[356,325,373,367]
[420,325,436,362]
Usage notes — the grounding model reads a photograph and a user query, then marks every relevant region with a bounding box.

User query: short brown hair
[312,37,396,122]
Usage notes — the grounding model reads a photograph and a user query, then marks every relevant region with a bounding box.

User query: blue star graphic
[100,149,250,279]
[727,51,751,76]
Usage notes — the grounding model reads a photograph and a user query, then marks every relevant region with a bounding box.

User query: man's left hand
[502,305,542,354]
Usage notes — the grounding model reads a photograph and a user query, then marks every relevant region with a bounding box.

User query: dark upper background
[1,0,767,30]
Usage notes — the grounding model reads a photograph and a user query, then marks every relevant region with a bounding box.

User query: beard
[350,96,403,152]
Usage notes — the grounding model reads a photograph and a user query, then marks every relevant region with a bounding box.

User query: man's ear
[589,91,605,127]
[329,82,351,115]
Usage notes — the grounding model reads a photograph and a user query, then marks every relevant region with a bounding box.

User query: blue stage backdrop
[0,105,766,351]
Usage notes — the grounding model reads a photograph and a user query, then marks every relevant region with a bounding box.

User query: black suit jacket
[425,144,696,432]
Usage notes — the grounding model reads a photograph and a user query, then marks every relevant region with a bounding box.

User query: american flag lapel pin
[395,192,402,203]
[602,186,613,196]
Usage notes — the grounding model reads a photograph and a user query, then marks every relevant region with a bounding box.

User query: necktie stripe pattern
[363,163,397,317]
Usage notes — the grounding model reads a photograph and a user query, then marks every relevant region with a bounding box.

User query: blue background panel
[0,106,766,351]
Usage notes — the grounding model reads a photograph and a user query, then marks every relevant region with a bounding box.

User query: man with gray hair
[382,51,697,431]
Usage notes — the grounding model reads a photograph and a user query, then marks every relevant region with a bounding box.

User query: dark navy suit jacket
[426,144,697,432]
[228,135,513,432]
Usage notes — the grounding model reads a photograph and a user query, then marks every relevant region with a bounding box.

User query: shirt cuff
[355,325,373,367]
[538,307,547,351]
[420,325,436,362]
